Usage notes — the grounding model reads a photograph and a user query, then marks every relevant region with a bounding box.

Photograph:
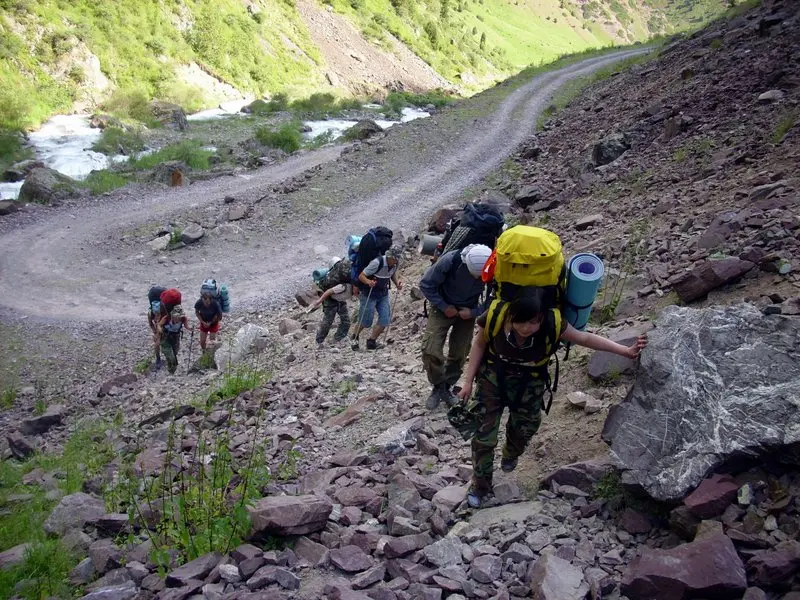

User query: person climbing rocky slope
[1,1,800,599]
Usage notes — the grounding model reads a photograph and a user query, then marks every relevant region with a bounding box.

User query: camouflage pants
[421,306,475,387]
[470,363,545,495]
[160,333,181,374]
[316,299,350,343]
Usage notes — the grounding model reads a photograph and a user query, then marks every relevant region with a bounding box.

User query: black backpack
[438,203,504,259]
[148,286,166,313]
[350,226,393,283]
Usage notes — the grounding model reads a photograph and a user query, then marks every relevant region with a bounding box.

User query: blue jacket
[419,250,487,318]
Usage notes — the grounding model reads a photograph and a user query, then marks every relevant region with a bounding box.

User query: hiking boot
[426,385,443,410]
[501,457,518,473]
[351,337,359,351]
[440,386,459,407]
[154,358,163,371]
[366,338,380,350]
[466,487,484,509]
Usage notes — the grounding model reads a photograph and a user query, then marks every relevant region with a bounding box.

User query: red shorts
[200,322,220,334]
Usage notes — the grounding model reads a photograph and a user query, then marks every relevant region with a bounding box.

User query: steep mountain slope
[0,0,734,131]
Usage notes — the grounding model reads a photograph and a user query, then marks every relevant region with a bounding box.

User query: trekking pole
[186,328,195,374]
[354,285,374,347]
[384,289,400,344]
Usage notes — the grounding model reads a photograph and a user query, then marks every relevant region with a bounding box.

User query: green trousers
[316,299,350,343]
[160,333,181,374]
[469,363,545,495]
[421,306,475,387]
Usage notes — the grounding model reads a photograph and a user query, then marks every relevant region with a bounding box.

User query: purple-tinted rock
[671,258,755,303]
[248,494,333,536]
[331,545,374,573]
[621,535,746,599]
[684,474,739,519]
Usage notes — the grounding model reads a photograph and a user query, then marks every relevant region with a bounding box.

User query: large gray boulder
[148,100,188,130]
[18,167,82,205]
[603,304,800,501]
[591,132,630,166]
[44,492,106,536]
[344,120,383,140]
[215,324,270,371]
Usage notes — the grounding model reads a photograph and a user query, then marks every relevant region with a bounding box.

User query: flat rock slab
[530,553,590,600]
[602,305,800,501]
[621,535,746,599]
[467,500,543,528]
[684,473,739,519]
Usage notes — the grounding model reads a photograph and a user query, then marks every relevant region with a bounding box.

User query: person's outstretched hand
[626,334,649,359]
[457,381,472,401]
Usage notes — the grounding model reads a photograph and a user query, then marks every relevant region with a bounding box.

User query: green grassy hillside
[0,0,736,134]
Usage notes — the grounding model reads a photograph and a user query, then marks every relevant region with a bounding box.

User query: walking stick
[186,327,195,374]
[384,289,400,344]
[352,284,374,349]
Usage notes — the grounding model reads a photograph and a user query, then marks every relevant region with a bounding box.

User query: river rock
[591,132,630,166]
[215,324,270,370]
[89,114,123,130]
[18,167,82,205]
[4,159,44,182]
[530,553,589,600]
[344,120,383,140]
[671,257,755,303]
[603,304,800,501]
[620,535,746,599]
[248,494,333,536]
[0,200,18,216]
[44,492,106,536]
[149,100,188,130]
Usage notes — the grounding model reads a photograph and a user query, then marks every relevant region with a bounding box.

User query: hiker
[194,291,223,351]
[157,306,192,375]
[351,246,403,350]
[455,287,648,508]
[420,244,493,410]
[147,300,163,369]
[311,258,352,346]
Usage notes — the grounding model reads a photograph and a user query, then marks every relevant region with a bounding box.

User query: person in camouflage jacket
[311,258,353,345]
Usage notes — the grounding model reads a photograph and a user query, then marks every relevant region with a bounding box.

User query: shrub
[91,127,145,155]
[291,92,338,115]
[128,141,215,171]
[207,365,266,407]
[84,171,129,194]
[255,124,302,153]
[102,88,158,126]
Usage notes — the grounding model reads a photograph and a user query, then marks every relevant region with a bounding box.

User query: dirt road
[0,50,646,322]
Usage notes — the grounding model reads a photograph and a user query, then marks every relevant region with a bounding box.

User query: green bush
[248,93,291,116]
[102,88,159,126]
[91,127,145,155]
[291,92,338,115]
[128,141,215,171]
[255,124,303,153]
[83,171,130,194]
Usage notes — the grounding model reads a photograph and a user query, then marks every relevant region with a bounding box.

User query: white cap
[461,244,492,278]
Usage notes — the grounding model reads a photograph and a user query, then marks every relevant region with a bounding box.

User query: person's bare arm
[561,324,648,359]
[457,328,488,400]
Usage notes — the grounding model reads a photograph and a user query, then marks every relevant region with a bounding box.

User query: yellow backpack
[482,226,566,302]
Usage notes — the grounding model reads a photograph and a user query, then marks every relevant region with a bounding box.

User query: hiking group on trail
[142,203,648,509]
[145,280,229,374]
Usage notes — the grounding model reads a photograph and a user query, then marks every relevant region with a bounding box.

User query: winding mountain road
[0,50,646,322]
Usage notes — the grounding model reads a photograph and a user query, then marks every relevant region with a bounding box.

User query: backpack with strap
[200,279,230,313]
[148,286,166,314]
[437,203,504,261]
[349,226,393,284]
[317,259,351,292]
[480,226,567,414]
